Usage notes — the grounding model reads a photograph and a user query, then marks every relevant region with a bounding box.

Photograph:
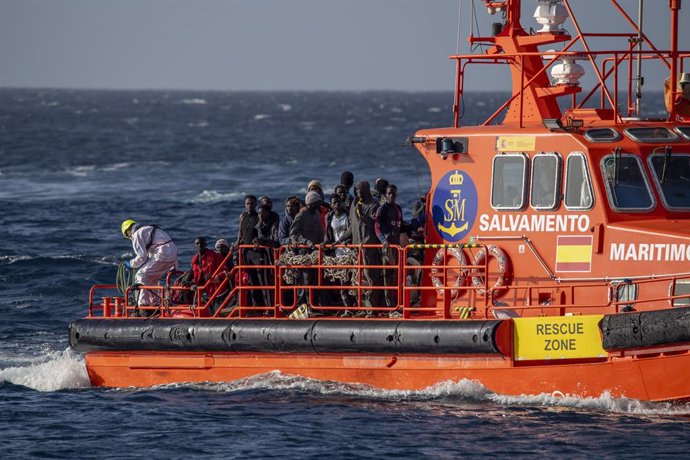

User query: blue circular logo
[431,170,478,243]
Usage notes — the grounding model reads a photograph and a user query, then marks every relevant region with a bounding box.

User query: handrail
[87,242,690,320]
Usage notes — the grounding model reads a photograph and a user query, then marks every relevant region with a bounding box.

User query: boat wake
[0,348,91,392]
[154,371,690,416]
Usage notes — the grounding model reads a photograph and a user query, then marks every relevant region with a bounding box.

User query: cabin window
[648,152,690,209]
[584,128,621,143]
[491,154,528,210]
[624,127,679,143]
[530,153,561,210]
[671,280,690,307]
[676,127,690,140]
[564,153,594,210]
[611,280,638,311]
[601,153,655,211]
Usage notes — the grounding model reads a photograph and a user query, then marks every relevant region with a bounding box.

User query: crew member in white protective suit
[121,219,178,310]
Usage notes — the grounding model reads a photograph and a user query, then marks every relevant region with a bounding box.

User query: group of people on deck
[120,170,426,317]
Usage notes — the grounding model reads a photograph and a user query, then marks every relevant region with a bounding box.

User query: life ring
[430,247,468,301]
[470,245,512,297]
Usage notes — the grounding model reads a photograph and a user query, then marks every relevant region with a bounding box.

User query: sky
[1,0,687,91]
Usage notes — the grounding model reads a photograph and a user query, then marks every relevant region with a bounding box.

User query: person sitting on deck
[213,238,236,311]
[289,191,325,313]
[121,219,178,315]
[191,236,225,305]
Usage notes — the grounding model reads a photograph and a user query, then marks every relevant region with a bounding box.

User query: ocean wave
[253,114,271,121]
[101,162,132,171]
[179,98,207,105]
[278,104,292,112]
[65,165,97,177]
[155,372,690,416]
[188,190,246,204]
[0,348,91,392]
[0,254,119,266]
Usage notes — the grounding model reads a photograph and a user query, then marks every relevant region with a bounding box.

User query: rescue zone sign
[513,315,606,360]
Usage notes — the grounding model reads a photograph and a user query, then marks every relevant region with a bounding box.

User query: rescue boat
[70,0,690,402]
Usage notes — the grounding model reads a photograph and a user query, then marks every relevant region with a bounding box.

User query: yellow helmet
[121,219,137,238]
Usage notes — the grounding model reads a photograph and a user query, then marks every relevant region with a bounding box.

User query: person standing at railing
[278,196,301,247]
[121,219,178,314]
[234,195,264,307]
[290,191,325,312]
[340,171,355,209]
[375,184,403,311]
[323,194,355,311]
[373,178,389,205]
[334,185,351,214]
[335,180,383,310]
[254,204,281,308]
[258,196,281,231]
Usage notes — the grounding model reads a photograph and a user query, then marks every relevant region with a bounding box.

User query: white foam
[253,114,271,121]
[180,98,207,105]
[278,104,292,112]
[158,372,690,416]
[65,165,96,177]
[188,190,245,204]
[0,349,91,392]
[188,121,209,128]
[427,107,442,113]
[102,162,132,171]
[489,390,690,415]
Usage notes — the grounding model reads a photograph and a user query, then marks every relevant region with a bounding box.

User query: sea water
[0,89,687,458]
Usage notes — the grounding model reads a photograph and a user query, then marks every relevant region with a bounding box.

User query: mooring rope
[277,249,361,293]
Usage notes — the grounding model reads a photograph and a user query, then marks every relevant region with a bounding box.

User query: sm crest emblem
[431,170,478,242]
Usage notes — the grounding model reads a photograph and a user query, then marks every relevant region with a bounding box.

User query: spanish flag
[555,235,593,272]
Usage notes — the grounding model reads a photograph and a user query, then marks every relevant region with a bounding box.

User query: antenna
[456,0,463,54]
[634,0,644,116]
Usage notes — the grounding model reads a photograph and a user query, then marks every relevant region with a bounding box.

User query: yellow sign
[513,315,606,360]
[496,136,536,152]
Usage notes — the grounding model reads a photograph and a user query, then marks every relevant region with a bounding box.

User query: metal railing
[87,243,690,320]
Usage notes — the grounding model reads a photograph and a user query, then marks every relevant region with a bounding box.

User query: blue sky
[1,0,686,91]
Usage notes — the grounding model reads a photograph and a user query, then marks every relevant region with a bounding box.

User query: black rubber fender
[601,306,690,350]
[229,320,317,353]
[69,318,505,355]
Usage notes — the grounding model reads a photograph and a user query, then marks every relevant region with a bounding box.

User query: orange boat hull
[85,349,690,402]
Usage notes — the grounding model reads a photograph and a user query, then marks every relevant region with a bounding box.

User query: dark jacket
[375,202,403,245]
[237,211,259,245]
[278,214,295,246]
[256,218,280,248]
[340,196,379,244]
[290,206,324,246]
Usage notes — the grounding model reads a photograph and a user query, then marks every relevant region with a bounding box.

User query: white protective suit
[129,225,178,307]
